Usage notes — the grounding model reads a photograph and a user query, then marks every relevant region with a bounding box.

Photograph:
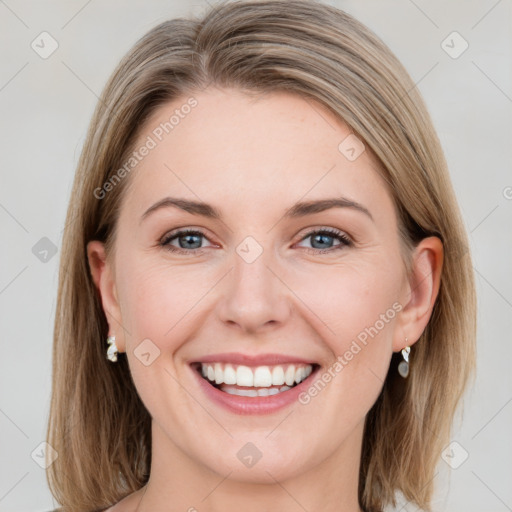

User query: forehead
[121,87,392,222]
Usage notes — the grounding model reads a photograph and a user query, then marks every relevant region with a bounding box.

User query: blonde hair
[46,1,476,511]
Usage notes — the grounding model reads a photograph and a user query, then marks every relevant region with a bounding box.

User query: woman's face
[89,87,430,484]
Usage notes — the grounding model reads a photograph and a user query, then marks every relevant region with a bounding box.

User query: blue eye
[160,227,352,255]
[160,229,211,254]
[297,228,352,254]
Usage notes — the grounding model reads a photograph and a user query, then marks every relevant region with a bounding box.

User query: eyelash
[159,227,353,256]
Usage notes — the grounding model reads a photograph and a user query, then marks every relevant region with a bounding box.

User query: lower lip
[190,364,320,415]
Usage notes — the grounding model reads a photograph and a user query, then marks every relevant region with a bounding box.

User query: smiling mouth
[191,362,320,397]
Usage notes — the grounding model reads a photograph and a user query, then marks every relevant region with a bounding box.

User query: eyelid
[159,226,351,243]
[160,225,353,255]
[296,225,351,240]
[160,226,214,242]
[294,227,353,251]
[159,228,217,250]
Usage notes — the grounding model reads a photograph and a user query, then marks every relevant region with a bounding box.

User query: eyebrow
[140,196,373,224]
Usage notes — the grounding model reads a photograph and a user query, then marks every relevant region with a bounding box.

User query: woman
[46,1,476,511]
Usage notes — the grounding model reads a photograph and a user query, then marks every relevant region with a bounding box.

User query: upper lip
[190,352,318,367]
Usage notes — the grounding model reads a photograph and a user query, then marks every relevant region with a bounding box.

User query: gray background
[0,1,511,511]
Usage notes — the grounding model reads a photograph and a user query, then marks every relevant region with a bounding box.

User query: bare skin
[89,87,443,512]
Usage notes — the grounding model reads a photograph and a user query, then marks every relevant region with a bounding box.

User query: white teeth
[272,366,285,385]
[214,363,223,384]
[254,366,273,387]
[223,364,237,385]
[199,362,314,388]
[222,385,292,397]
[236,366,254,387]
[285,365,296,386]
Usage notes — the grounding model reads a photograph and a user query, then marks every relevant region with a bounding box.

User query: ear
[393,236,444,352]
[87,240,126,353]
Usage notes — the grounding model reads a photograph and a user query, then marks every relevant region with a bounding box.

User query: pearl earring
[398,339,410,378]
[106,335,119,362]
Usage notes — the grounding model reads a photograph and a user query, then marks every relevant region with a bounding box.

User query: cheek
[117,257,218,358]
[116,258,188,346]
[116,261,203,409]
[289,256,403,404]
[294,263,401,430]
[288,275,400,456]
[293,258,401,344]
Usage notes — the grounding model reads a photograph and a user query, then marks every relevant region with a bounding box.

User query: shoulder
[100,491,141,512]
[49,488,143,512]
[48,509,114,512]
[47,508,115,512]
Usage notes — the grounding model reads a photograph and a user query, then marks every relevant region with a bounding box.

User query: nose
[217,246,291,333]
